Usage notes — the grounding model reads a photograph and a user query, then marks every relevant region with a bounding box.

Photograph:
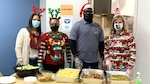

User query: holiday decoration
[32,5,45,15]
[48,8,60,18]
[79,3,92,17]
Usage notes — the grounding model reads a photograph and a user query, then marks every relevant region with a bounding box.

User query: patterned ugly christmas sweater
[38,32,72,66]
[104,31,136,70]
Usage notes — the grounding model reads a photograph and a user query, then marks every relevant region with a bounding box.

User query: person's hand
[126,68,132,76]
[100,60,107,70]
[98,58,104,69]
[74,56,82,69]
[17,60,23,65]
[39,68,44,73]
[105,60,112,70]
[38,64,43,73]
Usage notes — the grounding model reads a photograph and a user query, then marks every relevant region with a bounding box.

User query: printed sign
[61,4,73,15]
[61,16,73,35]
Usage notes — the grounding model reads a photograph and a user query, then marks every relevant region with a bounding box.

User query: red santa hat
[80,3,92,17]
[113,7,121,18]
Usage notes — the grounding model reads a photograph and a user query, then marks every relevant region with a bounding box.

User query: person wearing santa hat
[69,3,104,69]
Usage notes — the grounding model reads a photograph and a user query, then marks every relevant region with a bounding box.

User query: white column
[40,0,47,33]
[134,0,150,84]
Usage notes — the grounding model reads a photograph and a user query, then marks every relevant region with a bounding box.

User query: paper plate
[24,76,37,82]
[0,76,16,83]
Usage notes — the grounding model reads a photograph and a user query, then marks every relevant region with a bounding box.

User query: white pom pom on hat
[113,7,122,18]
[80,3,92,17]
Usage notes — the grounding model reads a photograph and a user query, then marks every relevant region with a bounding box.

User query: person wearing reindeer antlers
[15,5,45,66]
[37,8,72,73]
[69,3,105,69]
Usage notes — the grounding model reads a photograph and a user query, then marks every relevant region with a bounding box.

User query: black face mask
[51,25,59,32]
[83,14,93,24]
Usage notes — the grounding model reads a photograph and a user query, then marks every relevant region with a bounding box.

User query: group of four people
[15,3,136,75]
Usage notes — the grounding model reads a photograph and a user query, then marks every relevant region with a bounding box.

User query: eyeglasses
[83,11,94,14]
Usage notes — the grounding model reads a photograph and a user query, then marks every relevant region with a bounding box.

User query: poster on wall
[60,4,73,35]
[61,16,73,35]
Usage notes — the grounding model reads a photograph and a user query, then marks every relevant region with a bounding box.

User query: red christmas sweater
[104,31,136,70]
[38,32,71,65]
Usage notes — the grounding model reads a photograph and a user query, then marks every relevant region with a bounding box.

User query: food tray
[82,69,103,84]
[111,80,134,84]
[55,68,79,83]
[106,71,130,81]
[55,76,76,83]
[37,72,54,82]
[83,78,103,84]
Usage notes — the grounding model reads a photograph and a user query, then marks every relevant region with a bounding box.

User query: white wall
[134,0,150,84]
[40,0,89,35]
[40,0,46,33]
[111,0,135,16]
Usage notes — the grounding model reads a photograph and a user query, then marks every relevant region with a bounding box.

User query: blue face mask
[32,20,40,28]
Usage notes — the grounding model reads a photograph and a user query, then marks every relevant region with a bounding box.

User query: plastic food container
[37,71,54,82]
[110,80,133,84]
[107,71,132,84]
[55,68,79,83]
[82,69,104,84]
[107,71,130,80]
[24,76,37,84]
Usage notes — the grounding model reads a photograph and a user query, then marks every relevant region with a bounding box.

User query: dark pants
[43,64,64,73]
[29,57,38,66]
[73,61,99,69]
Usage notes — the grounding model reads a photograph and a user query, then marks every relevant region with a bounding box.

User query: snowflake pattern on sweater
[104,31,136,70]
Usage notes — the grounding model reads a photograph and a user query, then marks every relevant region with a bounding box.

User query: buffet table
[11,73,135,84]
[14,78,79,84]
[12,73,82,84]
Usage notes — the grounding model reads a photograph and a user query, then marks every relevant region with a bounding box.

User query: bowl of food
[13,64,39,78]
[37,70,54,82]
[37,73,52,81]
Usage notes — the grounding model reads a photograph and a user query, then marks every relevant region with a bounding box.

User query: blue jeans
[29,57,38,66]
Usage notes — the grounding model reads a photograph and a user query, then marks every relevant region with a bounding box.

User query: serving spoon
[75,67,83,82]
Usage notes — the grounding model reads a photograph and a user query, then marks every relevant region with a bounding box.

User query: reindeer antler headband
[48,8,60,19]
[32,5,45,15]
